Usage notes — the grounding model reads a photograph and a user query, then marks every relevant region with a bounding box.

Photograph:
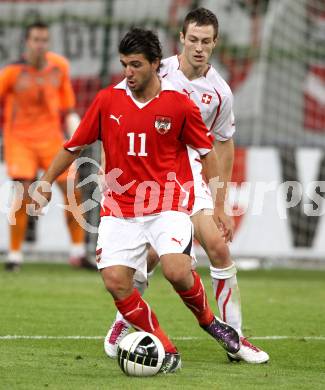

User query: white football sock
[69,243,86,258]
[210,263,243,336]
[8,251,23,264]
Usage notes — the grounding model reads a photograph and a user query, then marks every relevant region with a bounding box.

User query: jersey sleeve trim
[214,131,235,141]
[209,88,222,132]
[64,146,83,152]
[196,147,212,156]
[211,88,236,141]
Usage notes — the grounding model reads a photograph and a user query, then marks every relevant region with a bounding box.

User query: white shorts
[191,176,213,216]
[96,211,193,281]
[187,147,213,216]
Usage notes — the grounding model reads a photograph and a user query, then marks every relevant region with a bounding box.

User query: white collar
[114,77,177,94]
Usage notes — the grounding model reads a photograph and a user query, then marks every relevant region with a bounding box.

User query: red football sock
[115,289,177,353]
[176,270,214,326]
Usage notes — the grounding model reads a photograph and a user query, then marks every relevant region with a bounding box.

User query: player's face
[120,53,159,93]
[180,23,217,69]
[25,28,49,61]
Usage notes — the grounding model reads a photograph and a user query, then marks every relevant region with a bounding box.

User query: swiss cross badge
[154,116,171,134]
[201,93,212,104]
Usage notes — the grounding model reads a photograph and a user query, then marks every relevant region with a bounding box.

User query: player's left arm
[214,138,235,220]
[58,57,80,137]
[214,138,234,188]
[181,98,234,242]
[212,89,236,215]
[201,149,233,242]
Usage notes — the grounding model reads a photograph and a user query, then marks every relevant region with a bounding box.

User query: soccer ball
[117,331,165,377]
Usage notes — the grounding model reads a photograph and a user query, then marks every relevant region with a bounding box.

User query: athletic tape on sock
[210,262,237,279]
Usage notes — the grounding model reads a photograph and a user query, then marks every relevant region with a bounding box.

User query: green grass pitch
[0,264,325,389]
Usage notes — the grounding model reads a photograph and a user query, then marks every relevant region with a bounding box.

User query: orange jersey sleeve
[0,64,19,100]
[0,64,22,135]
[46,52,76,110]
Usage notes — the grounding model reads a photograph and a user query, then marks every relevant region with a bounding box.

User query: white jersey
[159,55,236,213]
[160,55,236,142]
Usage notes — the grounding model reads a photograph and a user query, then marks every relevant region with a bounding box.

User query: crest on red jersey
[201,93,212,104]
[154,116,171,134]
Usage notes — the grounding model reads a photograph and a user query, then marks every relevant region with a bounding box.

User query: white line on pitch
[175,336,325,341]
[1,335,325,341]
[0,335,102,340]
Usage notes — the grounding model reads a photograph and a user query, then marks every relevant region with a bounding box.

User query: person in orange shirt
[0,21,95,271]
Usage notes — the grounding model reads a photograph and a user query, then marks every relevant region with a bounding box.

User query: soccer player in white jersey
[31,27,242,374]
[105,8,269,364]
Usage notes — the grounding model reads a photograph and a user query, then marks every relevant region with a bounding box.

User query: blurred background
[0,0,324,268]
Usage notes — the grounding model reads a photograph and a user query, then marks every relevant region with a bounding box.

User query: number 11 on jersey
[127,132,148,157]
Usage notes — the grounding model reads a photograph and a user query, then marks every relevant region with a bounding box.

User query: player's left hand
[213,208,234,243]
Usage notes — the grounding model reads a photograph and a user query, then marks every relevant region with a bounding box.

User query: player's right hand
[28,181,53,216]
[213,208,234,243]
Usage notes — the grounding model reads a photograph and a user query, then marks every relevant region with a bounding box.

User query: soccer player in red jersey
[106,8,269,364]
[31,28,241,373]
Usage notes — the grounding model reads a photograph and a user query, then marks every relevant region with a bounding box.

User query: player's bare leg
[106,219,268,363]
[159,253,239,355]
[101,264,181,373]
[105,251,240,364]
[192,209,269,364]
[6,180,33,272]
[57,181,96,270]
[104,248,159,357]
[192,210,241,330]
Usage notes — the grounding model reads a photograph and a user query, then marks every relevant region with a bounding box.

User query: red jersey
[64,78,213,217]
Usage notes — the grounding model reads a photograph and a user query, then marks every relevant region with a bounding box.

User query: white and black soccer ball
[117,331,165,377]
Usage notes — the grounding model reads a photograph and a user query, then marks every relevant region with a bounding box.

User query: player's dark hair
[182,7,219,39]
[119,28,162,65]
[25,21,49,40]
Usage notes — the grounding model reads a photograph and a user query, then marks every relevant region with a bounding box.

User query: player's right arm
[30,148,81,214]
[0,65,16,100]
[40,148,80,185]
